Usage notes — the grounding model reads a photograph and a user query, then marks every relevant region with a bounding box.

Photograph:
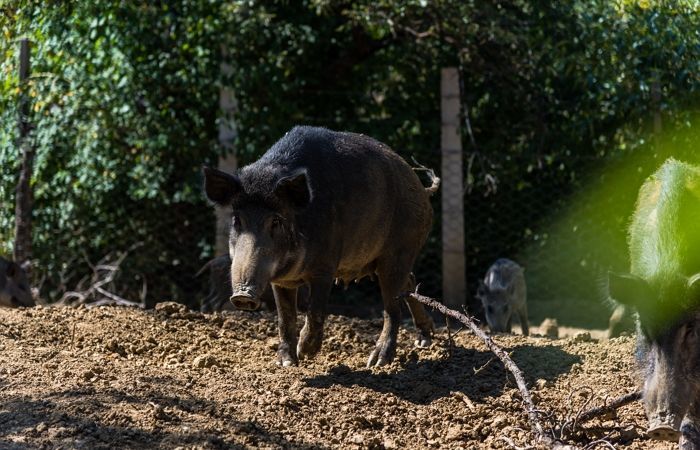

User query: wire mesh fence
[5,92,699,331]
[12,148,621,328]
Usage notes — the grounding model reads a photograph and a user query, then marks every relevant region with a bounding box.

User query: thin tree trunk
[14,38,34,268]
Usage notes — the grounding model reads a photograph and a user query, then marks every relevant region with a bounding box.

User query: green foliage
[1,0,699,308]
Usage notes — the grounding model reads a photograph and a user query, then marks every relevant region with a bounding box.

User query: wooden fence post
[13,38,34,267]
[215,55,238,257]
[441,67,466,311]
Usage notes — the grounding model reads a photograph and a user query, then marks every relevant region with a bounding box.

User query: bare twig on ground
[59,242,144,307]
[582,438,616,450]
[473,355,498,375]
[407,289,552,446]
[560,387,595,439]
[576,391,642,424]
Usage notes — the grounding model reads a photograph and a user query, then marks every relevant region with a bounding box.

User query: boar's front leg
[297,276,333,360]
[272,285,298,367]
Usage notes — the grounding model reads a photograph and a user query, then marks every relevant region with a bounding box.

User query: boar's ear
[275,168,312,209]
[608,271,651,306]
[203,166,242,206]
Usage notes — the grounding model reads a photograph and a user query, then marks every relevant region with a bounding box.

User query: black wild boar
[0,256,34,307]
[204,126,438,367]
[608,159,700,446]
[477,258,529,336]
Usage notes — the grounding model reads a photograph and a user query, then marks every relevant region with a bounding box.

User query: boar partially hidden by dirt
[477,258,529,336]
[608,159,700,448]
[0,256,34,308]
[204,126,438,367]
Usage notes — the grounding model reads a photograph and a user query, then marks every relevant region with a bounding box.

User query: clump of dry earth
[0,304,671,449]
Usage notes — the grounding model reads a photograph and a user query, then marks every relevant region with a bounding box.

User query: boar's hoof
[367,344,396,367]
[647,425,681,442]
[414,334,432,348]
[276,355,298,367]
[297,335,322,360]
[681,423,700,450]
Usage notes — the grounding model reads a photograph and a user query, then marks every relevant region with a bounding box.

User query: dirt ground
[0,304,674,450]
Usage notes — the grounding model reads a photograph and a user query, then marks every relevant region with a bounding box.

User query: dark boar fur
[608,159,700,446]
[0,256,34,308]
[204,126,438,367]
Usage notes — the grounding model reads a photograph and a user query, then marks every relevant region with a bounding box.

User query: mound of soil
[0,305,671,449]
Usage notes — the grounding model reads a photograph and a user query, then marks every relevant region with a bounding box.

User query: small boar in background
[477,258,528,336]
[0,256,34,308]
[608,159,700,447]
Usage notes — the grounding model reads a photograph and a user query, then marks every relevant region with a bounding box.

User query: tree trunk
[13,39,34,268]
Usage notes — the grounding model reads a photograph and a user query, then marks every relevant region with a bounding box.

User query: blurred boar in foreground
[204,126,438,367]
[0,256,34,307]
[476,258,528,336]
[608,159,700,447]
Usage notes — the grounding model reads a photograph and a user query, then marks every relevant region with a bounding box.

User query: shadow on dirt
[304,344,581,405]
[0,385,322,450]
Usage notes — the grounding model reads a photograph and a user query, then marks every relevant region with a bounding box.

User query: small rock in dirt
[193,354,219,368]
[349,433,364,444]
[539,318,559,339]
[383,437,398,449]
[35,422,47,433]
[572,331,593,343]
[155,302,187,315]
[535,378,551,389]
[620,426,641,441]
[105,339,127,357]
[446,425,464,441]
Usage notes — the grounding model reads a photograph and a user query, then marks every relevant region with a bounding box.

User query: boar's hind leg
[368,261,413,367]
[297,277,333,360]
[402,274,433,348]
[272,285,298,367]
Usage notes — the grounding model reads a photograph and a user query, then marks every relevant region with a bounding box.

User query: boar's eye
[270,216,283,234]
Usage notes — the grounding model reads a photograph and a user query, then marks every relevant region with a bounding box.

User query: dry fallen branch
[408,288,642,449]
[59,242,145,307]
[407,289,553,446]
[576,391,642,424]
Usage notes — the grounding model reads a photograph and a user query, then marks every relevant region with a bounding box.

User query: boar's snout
[230,287,262,311]
[647,424,681,442]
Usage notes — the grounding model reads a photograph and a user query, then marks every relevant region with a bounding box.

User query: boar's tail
[411,157,441,196]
